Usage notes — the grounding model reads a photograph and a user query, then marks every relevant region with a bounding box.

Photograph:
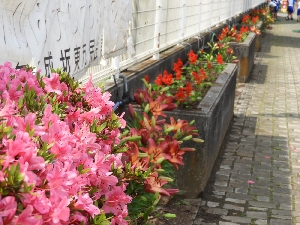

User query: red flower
[154,74,163,86]
[184,83,193,97]
[187,50,198,65]
[144,75,149,83]
[216,54,224,64]
[175,88,185,102]
[242,15,250,23]
[207,61,213,70]
[251,15,259,24]
[173,58,183,80]
[200,68,207,78]
[240,26,249,34]
[162,70,173,85]
[235,34,242,42]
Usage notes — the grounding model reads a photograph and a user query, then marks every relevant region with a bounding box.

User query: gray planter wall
[229,32,256,83]
[237,20,263,52]
[162,63,237,198]
[121,63,237,198]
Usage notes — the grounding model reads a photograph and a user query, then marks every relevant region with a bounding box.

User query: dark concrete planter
[164,63,237,198]
[238,20,263,51]
[121,63,237,198]
[229,32,255,83]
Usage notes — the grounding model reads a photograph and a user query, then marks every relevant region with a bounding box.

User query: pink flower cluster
[0,62,131,224]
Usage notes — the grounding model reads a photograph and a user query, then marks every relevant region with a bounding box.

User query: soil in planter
[150,195,221,225]
[176,70,220,110]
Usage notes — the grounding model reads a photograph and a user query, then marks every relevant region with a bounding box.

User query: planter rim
[130,63,237,116]
[228,32,256,46]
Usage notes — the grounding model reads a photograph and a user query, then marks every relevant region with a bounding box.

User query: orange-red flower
[226,47,234,55]
[144,172,178,196]
[144,75,149,83]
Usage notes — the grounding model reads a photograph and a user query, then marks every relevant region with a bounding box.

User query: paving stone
[270,219,293,225]
[253,219,268,225]
[206,208,228,216]
[221,216,251,224]
[223,204,244,212]
[207,201,219,208]
[218,222,239,225]
[224,198,246,204]
[246,211,268,219]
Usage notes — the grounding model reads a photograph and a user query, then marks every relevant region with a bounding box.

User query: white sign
[0,0,131,77]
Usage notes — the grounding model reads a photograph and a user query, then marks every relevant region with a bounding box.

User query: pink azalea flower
[12,205,42,225]
[0,91,17,118]
[22,191,52,214]
[50,197,70,224]
[0,196,17,224]
[74,193,100,218]
[103,184,132,216]
[43,73,63,95]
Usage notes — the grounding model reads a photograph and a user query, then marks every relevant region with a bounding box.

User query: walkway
[161,13,300,225]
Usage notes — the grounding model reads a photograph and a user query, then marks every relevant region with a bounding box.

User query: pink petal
[294,150,299,153]
[290,145,295,149]
[264,156,270,159]
[247,180,255,184]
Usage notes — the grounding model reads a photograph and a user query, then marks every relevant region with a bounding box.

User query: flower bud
[159,176,173,182]
[182,135,192,141]
[192,138,204,143]
[144,104,150,113]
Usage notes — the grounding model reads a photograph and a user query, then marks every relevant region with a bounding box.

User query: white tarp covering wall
[0,0,131,78]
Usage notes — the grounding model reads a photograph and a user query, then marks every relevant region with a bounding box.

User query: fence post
[111,56,120,80]
[153,0,162,60]
[199,0,202,32]
[218,0,221,22]
[179,0,186,43]
[210,0,213,26]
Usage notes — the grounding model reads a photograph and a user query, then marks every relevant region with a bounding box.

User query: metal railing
[81,0,265,84]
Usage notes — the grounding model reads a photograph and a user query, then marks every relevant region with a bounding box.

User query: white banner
[0,0,131,77]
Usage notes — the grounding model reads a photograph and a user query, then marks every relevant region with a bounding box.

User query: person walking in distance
[268,0,278,19]
[274,0,281,20]
[297,0,300,22]
[286,0,295,20]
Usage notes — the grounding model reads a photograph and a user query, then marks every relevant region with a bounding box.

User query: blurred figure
[267,0,279,19]
[297,0,300,22]
[274,0,281,20]
[286,0,295,20]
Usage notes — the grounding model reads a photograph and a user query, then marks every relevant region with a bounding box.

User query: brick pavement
[183,14,300,225]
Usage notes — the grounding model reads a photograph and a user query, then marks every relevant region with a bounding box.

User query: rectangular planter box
[237,20,263,51]
[122,63,237,198]
[229,32,255,83]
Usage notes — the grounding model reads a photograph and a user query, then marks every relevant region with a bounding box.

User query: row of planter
[0,4,273,225]
[116,6,271,200]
